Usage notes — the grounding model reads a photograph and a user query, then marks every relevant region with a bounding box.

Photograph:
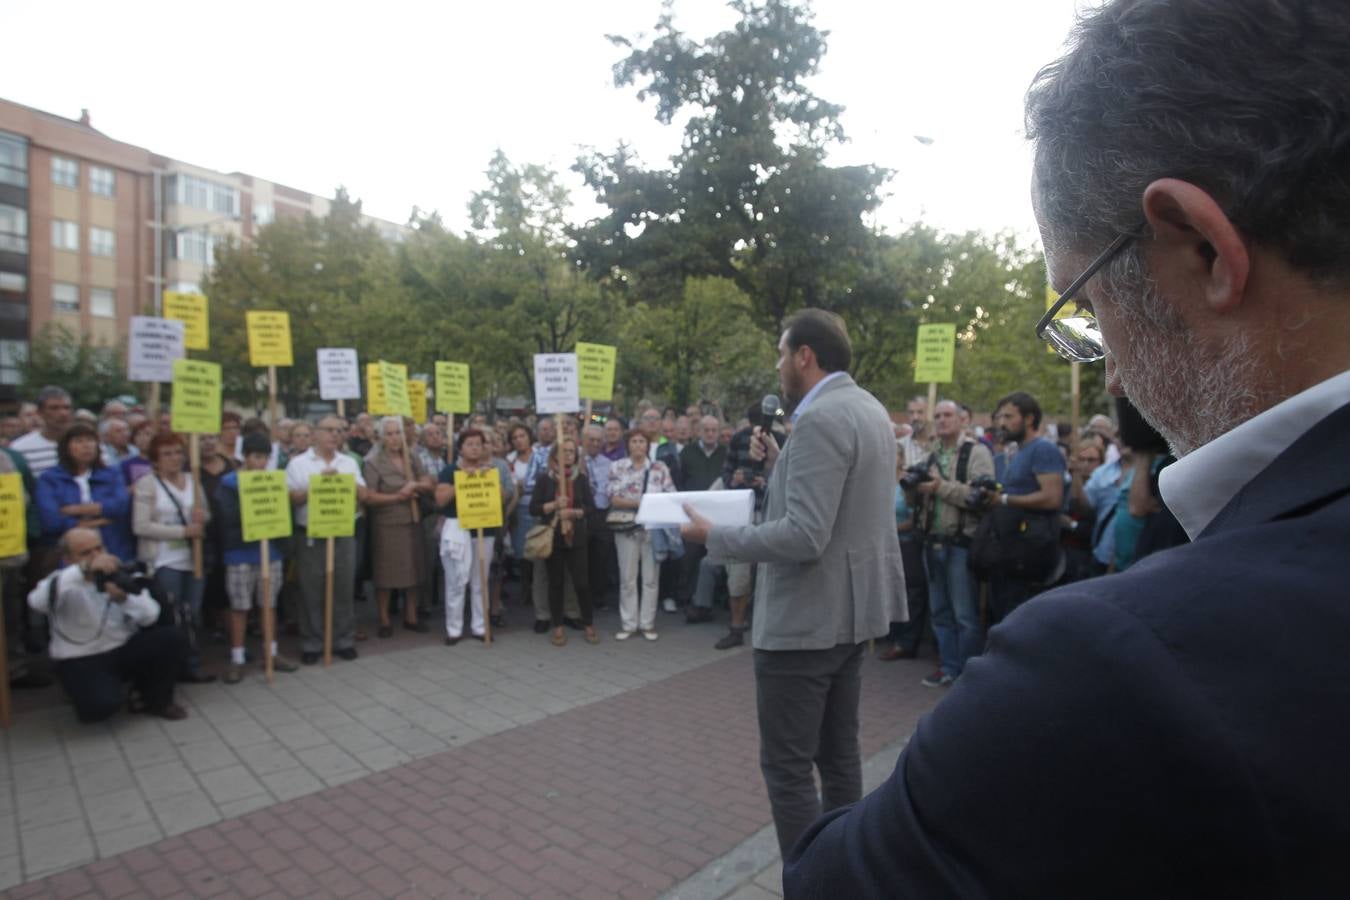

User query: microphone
[761,394,782,421]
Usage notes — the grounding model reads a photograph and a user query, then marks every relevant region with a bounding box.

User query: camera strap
[47,569,115,646]
[923,442,975,537]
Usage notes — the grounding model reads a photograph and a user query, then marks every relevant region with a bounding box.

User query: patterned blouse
[607,457,676,504]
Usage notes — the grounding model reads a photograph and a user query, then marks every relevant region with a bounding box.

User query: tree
[572,0,889,333]
[20,323,133,411]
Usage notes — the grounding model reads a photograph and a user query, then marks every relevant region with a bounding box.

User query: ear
[1141,179,1249,314]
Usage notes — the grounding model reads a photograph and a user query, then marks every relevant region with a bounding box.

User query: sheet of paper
[635,489,755,528]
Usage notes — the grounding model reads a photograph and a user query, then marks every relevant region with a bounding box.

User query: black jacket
[785,401,1350,899]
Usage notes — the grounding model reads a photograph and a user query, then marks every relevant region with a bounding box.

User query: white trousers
[443,533,493,639]
[615,530,658,632]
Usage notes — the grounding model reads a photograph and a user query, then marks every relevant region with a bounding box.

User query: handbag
[968,505,1062,583]
[523,516,557,560]
[605,467,650,533]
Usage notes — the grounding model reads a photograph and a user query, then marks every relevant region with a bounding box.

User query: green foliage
[20,323,133,411]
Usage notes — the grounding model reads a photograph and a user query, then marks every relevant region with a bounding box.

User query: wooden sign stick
[337,398,346,420]
[189,433,204,579]
[0,571,10,729]
[268,365,278,430]
[148,382,162,428]
[323,537,335,667]
[261,538,274,683]
[477,529,491,646]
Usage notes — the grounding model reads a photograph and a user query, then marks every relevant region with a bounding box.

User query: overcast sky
[4,0,1083,240]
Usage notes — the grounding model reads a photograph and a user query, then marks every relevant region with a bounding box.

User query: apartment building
[0,96,407,406]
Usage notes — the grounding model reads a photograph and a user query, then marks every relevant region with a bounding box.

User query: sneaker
[715,629,745,650]
[641,629,659,641]
[272,655,299,673]
[662,597,678,614]
[614,630,635,641]
[223,664,244,685]
[921,670,955,688]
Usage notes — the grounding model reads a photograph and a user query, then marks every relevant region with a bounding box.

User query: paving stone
[150,789,222,837]
[15,786,83,830]
[133,760,200,802]
[0,854,20,892]
[84,787,154,834]
[259,767,326,802]
[197,764,267,805]
[20,819,95,878]
[234,741,302,778]
[93,821,164,859]
[179,739,242,775]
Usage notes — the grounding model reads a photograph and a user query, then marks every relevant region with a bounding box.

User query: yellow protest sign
[434,362,471,414]
[453,467,503,530]
[379,362,412,417]
[163,291,209,350]
[576,342,617,402]
[366,364,387,414]
[306,474,356,539]
[239,471,292,543]
[914,324,956,384]
[408,380,428,425]
[0,472,25,558]
[246,311,293,367]
[170,359,222,434]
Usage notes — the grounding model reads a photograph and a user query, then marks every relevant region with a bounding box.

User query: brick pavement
[1,613,942,899]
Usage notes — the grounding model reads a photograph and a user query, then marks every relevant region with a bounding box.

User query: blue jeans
[925,543,983,677]
[153,566,205,673]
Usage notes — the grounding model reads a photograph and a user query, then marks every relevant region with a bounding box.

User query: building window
[0,302,27,323]
[51,219,79,252]
[90,166,115,197]
[0,272,25,292]
[0,132,26,188]
[171,174,238,216]
[52,282,79,314]
[171,281,200,294]
[0,204,26,253]
[51,156,79,188]
[0,339,25,385]
[90,287,115,318]
[90,226,115,257]
[253,204,274,227]
[174,230,221,266]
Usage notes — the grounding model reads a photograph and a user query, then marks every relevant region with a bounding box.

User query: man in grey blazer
[682,308,905,855]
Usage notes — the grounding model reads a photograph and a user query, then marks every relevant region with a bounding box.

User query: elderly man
[99,416,135,469]
[785,2,1350,896]
[29,528,186,722]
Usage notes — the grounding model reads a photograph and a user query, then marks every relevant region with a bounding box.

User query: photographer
[907,400,995,687]
[27,527,187,723]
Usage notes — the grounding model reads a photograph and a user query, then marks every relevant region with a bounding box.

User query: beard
[780,365,805,411]
[1111,282,1267,457]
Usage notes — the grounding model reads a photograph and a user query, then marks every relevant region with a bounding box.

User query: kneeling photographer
[907,400,996,687]
[27,527,187,723]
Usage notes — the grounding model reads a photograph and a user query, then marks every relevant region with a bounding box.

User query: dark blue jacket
[785,401,1350,899]
[36,464,135,561]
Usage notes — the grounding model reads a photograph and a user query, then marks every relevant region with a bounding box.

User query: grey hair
[36,386,71,409]
[1026,0,1350,285]
[378,416,404,438]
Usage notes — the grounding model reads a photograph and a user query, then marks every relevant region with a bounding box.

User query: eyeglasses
[1035,230,1139,363]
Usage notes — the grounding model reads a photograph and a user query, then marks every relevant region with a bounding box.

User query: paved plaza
[0,604,941,898]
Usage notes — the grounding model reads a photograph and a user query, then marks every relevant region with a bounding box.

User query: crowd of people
[0,376,1193,725]
[0,386,811,723]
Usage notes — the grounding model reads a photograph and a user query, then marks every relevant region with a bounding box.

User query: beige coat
[132,471,210,569]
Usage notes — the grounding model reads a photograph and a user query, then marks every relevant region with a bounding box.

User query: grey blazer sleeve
[707,413,849,564]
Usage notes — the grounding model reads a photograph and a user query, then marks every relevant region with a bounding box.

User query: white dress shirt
[1160,369,1350,539]
[284,448,367,528]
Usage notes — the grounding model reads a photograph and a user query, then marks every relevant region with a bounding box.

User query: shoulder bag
[605,467,650,533]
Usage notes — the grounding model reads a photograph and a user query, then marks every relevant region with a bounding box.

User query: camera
[965,475,1002,510]
[94,560,153,595]
[899,465,933,490]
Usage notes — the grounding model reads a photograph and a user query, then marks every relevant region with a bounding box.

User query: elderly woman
[607,429,676,641]
[288,420,313,459]
[436,428,507,644]
[363,416,435,637]
[38,422,135,561]
[132,432,214,682]
[530,437,598,646]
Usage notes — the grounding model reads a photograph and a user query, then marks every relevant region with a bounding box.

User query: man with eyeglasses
[784,1,1350,896]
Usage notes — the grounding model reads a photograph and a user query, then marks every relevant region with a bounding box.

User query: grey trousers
[531,560,579,622]
[754,642,866,856]
[297,531,357,653]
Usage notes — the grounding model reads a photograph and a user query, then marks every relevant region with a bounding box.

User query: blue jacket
[785,400,1350,898]
[36,464,134,560]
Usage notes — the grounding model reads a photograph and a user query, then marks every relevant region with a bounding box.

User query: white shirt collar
[1159,369,1350,539]
[789,371,846,424]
